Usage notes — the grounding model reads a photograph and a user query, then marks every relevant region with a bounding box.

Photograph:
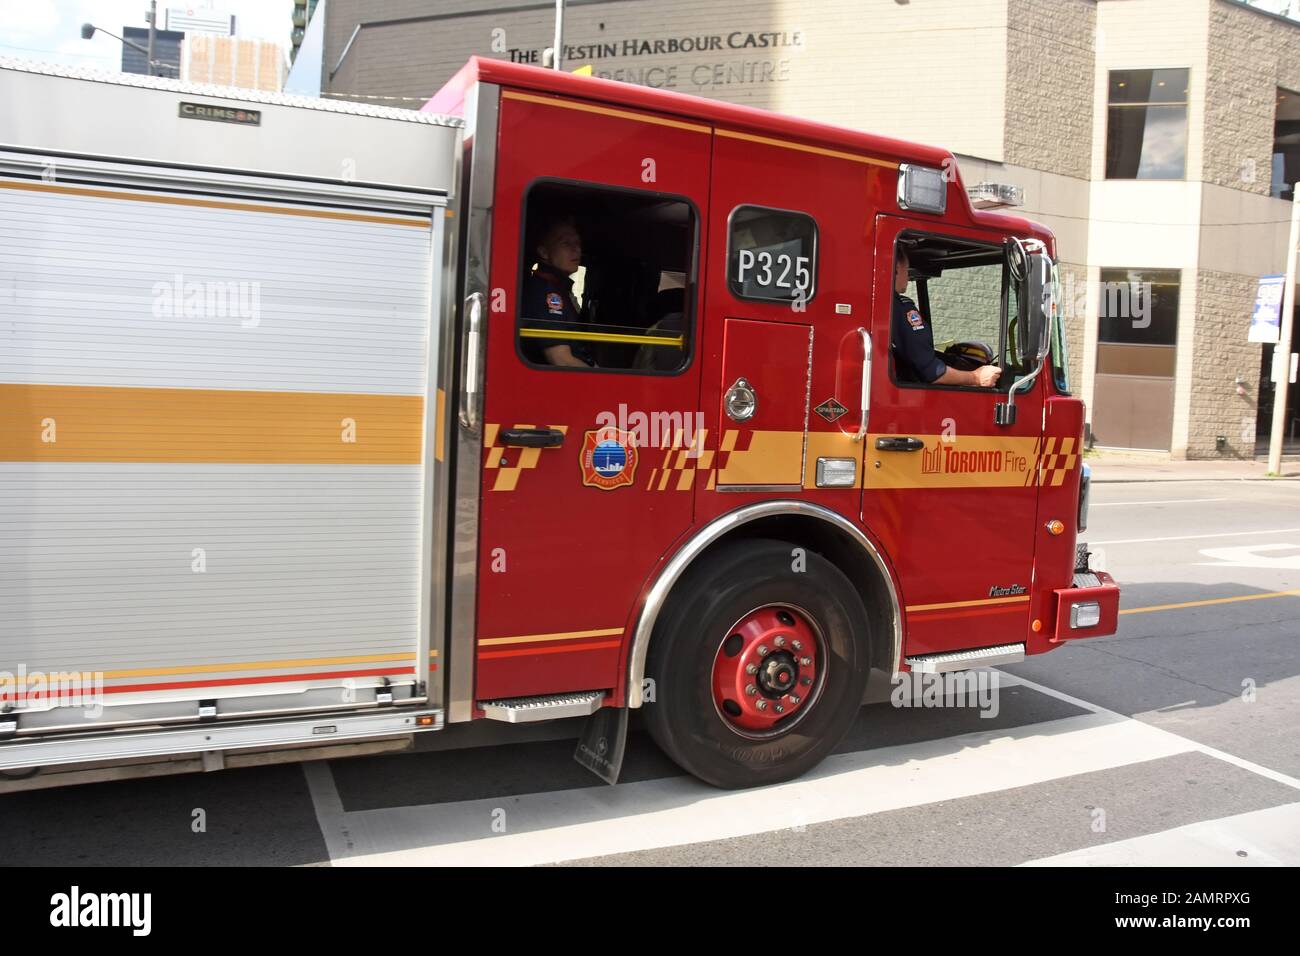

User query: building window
[1105,69,1189,180]
[517,180,697,373]
[1097,268,1180,359]
[727,205,817,304]
[1091,269,1179,450]
[1273,87,1300,201]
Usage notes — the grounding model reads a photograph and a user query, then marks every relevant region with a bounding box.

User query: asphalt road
[4,477,1298,866]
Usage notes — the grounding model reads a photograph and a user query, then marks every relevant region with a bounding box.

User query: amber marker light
[1046,519,1065,536]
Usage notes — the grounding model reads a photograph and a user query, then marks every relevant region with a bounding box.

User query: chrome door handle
[875,436,925,452]
[854,327,872,442]
[459,291,484,432]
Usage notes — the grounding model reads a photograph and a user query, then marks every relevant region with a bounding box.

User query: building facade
[289,0,1300,458]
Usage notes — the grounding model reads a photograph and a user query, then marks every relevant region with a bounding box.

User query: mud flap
[573,705,628,785]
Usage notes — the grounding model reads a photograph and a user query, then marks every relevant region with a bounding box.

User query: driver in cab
[892,245,1001,388]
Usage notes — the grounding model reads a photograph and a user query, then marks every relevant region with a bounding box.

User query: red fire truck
[0,56,1117,792]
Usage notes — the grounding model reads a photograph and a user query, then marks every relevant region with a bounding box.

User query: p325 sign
[727,206,818,304]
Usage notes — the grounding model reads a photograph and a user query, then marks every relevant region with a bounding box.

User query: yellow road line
[1120,588,1300,615]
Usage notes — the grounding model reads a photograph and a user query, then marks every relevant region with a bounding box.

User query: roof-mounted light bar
[897,163,947,215]
[967,182,1025,209]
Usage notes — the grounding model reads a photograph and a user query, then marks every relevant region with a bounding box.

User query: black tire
[643,537,871,789]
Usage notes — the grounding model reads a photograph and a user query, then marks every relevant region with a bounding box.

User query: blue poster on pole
[1249,274,1285,343]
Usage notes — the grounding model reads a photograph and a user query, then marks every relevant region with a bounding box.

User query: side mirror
[997,241,1055,427]
[1015,248,1052,364]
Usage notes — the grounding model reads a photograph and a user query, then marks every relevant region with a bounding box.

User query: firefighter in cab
[522,215,595,367]
[892,244,1001,388]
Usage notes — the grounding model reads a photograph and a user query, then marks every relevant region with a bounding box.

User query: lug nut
[792,640,802,651]
[800,676,812,686]
[745,684,757,696]
[789,695,801,704]
[774,704,785,713]
[774,636,786,647]
[755,700,768,711]
[757,644,769,657]
[799,656,812,666]
[746,663,758,675]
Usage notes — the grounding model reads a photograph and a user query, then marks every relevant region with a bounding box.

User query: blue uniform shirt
[891,291,947,383]
[521,264,594,366]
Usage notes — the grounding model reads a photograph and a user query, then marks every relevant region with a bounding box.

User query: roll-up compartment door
[0,174,439,731]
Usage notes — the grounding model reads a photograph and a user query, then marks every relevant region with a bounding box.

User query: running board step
[905,643,1025,673]
[479,690,605,723]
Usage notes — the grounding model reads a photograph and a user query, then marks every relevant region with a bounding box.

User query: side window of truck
[517,180,698,373]
[726,205,817,305]
[891,233,1028,389]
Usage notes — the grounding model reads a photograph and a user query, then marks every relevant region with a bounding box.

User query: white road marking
[1092,527,1300,545]
[1092,498,1225,507]
[1021,802,1300,866]
[1000,673,1300,792]
[1198,542,1300,570]
[306,706,1194,866]
[302,760,353,865]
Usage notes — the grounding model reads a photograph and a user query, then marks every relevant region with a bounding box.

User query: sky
[0,0,297,71]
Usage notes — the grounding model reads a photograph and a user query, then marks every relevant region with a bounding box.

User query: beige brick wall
[1190,268,1263,457]
[1058,260,1088,395]
[1005,0,1096,180]
[1203,0,1300,195]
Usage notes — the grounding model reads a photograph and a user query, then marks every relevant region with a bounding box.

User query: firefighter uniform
[521,263,594,366]
[891,290,947,384]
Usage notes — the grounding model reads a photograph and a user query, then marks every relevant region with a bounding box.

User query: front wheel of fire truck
[644,538,871,789]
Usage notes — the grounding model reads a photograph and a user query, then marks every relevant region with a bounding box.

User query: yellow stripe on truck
[0,178,431,229]
[0,383,423,464]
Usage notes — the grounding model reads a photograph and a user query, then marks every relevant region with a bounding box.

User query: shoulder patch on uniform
[545,292,564,314]
[906,309,925,330]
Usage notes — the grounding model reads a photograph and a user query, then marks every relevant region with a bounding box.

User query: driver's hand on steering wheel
[974,365,1002,388]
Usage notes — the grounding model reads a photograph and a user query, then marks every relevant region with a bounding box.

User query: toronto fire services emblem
[580,428,639,490]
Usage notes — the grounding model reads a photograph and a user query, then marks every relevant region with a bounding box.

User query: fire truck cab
[0,56,1118,792]
[435,59,1118,788]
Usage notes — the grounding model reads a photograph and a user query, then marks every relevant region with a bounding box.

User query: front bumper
[1050,570,1120,641]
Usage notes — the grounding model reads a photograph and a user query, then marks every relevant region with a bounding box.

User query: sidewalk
[1087,450,1300,483]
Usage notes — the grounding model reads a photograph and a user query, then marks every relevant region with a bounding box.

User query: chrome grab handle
[854,327,872,442]
[459,291,485,432]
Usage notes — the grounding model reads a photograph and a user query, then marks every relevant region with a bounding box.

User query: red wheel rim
[711,604,822,735]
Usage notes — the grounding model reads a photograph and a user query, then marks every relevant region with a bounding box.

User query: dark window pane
[1106,105,1187,178]
[1098,269,1179,346]
[1106,69,1189,179]
[518,181,696,373]
[1108,68,1189,105]
[1273,87,1300,200]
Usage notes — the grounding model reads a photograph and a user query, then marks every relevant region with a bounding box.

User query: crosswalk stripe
[1001,673,1300,792]
[1020,801,1300,866]
[306,705,1196,866]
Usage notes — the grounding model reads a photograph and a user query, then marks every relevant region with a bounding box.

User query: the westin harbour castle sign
[498,30,805,90]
